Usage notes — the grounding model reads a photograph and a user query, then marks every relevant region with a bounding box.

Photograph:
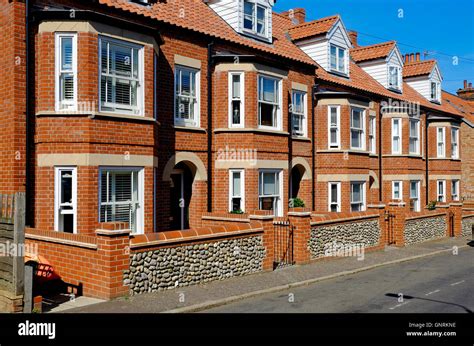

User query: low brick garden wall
[309,214,381,260]
[461,215,474,237]
[126,224,265,295]
[404,215,446,245]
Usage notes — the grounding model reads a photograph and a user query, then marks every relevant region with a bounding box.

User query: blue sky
[274,0,474,94]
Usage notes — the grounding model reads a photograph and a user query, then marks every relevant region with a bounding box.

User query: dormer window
[330,44,346,75]
[243,0,267,37]
[431,81,440,101]
[388,66,401,90]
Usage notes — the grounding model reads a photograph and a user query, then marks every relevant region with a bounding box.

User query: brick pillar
[368,204,387,246]
[387,202,407,247]
[96,222,131,299]
[288,210,311,264]
[250,212,275,271]
[449,203,463,237]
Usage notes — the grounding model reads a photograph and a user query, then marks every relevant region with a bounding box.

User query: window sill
[328,70,349,79]
[429,157,460,161]
[317,149,370,156]
[36,111,158,123]
[174,125,207,133]
[214,128,289,136]
[292,136,311,142]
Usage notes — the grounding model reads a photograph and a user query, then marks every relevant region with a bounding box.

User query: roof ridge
[351,41,396,51]
[288,14,339,31]
[404,59,436,65]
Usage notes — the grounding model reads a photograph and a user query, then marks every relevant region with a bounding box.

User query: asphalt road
[203,247,474,313]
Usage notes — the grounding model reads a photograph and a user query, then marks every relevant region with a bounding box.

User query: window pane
[232,74,241,99]
[232,172,241,197]
[330,45,337,69]
[261,78,276,102]
[60,170,73,204]
[330,184,338,203]
[112,45,132,77]
[263,173,276,195]
[232,100,241,124]
[330,129,337,144]
[351,183,361,202]
[244,1,254,30]
[352,111,361,128]
[61,37,73,70]
[257,6,265,34]
[330,108,338,125]
[260,103,275,127]
[351,131,360,148]
[338,48,345,71]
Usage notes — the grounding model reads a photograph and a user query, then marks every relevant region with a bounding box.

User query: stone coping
[462,214,474,219]
[405,212,446,221]
[130,224,263,249]
[201,212,250,223]
[25,228,97,250]
[311,212,379,226]
[96,229,131,236]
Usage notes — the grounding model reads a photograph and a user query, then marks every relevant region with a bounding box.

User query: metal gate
[384,210,396,245]
[273,218,294,269]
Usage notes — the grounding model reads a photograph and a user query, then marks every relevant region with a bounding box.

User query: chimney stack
[348,31,358,47]
[281,8,306,25]
[457,80,474,102]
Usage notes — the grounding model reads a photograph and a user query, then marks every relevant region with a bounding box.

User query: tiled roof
[316,61,463,117]
[350,41,396,62]
[442,91,474,123]
[403,60,437,78]
[287,15,340,41]
[98,0,316,65]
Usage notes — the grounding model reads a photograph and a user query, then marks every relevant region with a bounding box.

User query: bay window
[392,118,402,154]
[175,66,200,127]
[350,108,365,150]
[258,170,282,216]
[229,72,245,127]
[99,37,143,115]
[99,168,143,234]
[437,127,446,158]
[291,91,306,137]
[409,119,420,155]
[328,182,341,212]
[350,182,365,212]
[229,170,245,212]
[328,106,340,148]
[55,33,77,111]
[258,75,281,129]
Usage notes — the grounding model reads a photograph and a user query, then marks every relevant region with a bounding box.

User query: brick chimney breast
[281,8,306,24]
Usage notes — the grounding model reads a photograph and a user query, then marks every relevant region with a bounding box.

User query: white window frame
[258,169,283,217]
[409,118,420,155]
[451,127,459,159]
[392,181,403,201]
[350,107,366,150]
[431,81,440,102]
[437,127,446,158]
[410,180,421,212]
[350,181,366,212]
[228,72,245,128]
[388,65,401,90]
[55,33,78,112]
[54,166,78,234]
[368,115,376,154]
[257,75,282,130]
[437,180,446,203]
[229,169,245,212]
[328,182,341,212]
[242,0,268,38]
[98,36,144,116]
[391,118,402,154]
[328,105,341,149]
[329,44,347,74]
[174,65,201,127]
[291,90,307,137]
[451,180,460,201]
[98,167,144,235]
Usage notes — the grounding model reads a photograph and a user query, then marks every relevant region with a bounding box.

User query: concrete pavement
[64,236,472,313]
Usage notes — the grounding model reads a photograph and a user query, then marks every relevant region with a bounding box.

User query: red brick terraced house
[0,0,471,302]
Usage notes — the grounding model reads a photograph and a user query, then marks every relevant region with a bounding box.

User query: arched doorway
[170,162,194,230]
[289,158,312,207]
[290,165,304,200]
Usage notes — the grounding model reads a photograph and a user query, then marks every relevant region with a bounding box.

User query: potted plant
[426,200,437,210]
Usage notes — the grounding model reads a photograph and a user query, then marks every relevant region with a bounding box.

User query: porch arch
[162,152,207,182]
[291,157,312,180]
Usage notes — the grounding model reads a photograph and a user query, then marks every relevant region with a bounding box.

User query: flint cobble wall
[309,219,380,259]
[461,216,474,237]
[125,236,265,295]
[404,216,446,245]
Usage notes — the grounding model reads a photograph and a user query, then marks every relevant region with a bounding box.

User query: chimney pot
[348,31,358,47]
[464,80,468,89]
[415,52,420,61]
[410,53,415,62]
[469,82,473,88]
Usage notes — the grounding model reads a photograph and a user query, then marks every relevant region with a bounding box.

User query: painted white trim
[229,169,245,212]
[451,180,460,201]
[291,89,307,137]
[350,181,366,212]
[437,179,446,203]
[368,115,376,154]
[391,118,402,155]
[174,65,201,128]
[55,33,78,112]
[408,118,420,155]
[328,182,341,212]
[258,169,283,217]
[228,71,245,128]
[409,180,421,212]
[54,166,78,234]
[451,127,459,159]
[257,74,282,131]
[350,107,366,150]
[327,105,341,149]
